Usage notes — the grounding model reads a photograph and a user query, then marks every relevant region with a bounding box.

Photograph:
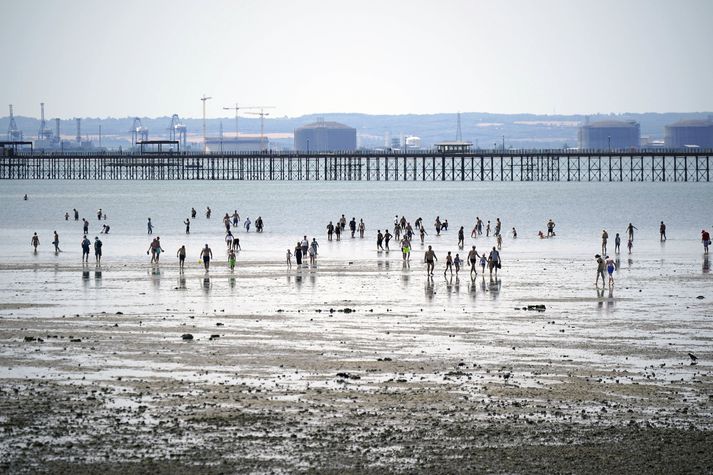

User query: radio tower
[456,112,463,142]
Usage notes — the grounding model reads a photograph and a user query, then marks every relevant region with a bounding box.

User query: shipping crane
[7,104,22,141]
[37,103,53,141]
[244,106,275,151]
[200,95,212,152]
[130,117,149,145]
[222,104,261,138]
[167,114,187,149]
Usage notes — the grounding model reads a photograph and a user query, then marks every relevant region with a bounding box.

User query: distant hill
[2,111,711,150]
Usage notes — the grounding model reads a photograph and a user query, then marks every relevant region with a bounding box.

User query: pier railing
[0,150,710,182]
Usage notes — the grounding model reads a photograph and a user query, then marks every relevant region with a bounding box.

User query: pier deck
[0,150,710,182]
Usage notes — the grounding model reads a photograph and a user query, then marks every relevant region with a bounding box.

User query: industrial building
[205,137,268,153]
[664,119,713,148]
[578,120,640,150]
[294,121,356,152]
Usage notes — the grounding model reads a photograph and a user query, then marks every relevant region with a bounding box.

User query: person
[547,219,556,237]
[486,221,491,237]
[488,246,501,277]
[232,210,240,227]
[442,219,449,231]
[627,239,633,254]
[147,218,153,235]
[349,217,357,238]
[614,233,621,254]
[81,235,91,263]
[177,245,186,270]
[467,246,480,277]
[308,244,317,266]
[191,207,197,219]
[479,252,487,274]
[52,231,61,253]
[496,234,503,250]
[311,238,319,257]
[148,237,164,263]
[401,236,411,261]
[384,229,392,250]
[494,218,501,236]
[200,244,213,271]
[82,218,89,234]
[601,229,608,255]
[73,208,79,221]
[414,217,423,230]
[223,214,231,232]
[358,219,365,238]
[476,217,483,236]
[606,255,616,286]
[225,230,234,249]
[228,249,236,271]
[512,227,517,239]
[244,217,251,232]
[64,212,69,221]
[595,254,606,286]
[393,222,401,240]
[339,214,347,231]
[538,231,545,239]
[335,223,341,241]
[206,207,212,219]
[326,221,334,241]
[184,218,190,234]
[454,253,462,275]
[434,216,442,236]
[94,236,103,264]
[458,226,465,248]
[424,245,437,276]
[400,216,407,230]
[703,230,711,254]
[295,243,303,265]
[232,237,241,251]
[23,194,28,201]
[97,209,102,220]
[419,225,427,244]
[660,221,666,241]
[444,251,454,275]
[301,236,309,258]
[626,223,638,242]
[286,248,292,268]
[256,216,264,233]
[377,230,384,250]
[30,232,40,252]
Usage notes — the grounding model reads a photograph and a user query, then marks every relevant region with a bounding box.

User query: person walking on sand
[547,219,556,237]
[703,230,711,254]
[614,233,621,254]
[228,248,236,271]
[147,218,153,235]
[419,225,427,244]
[301,236,309,258]
[468,246,480,277]
[458,226,465,248]
[244,217,251,232]
[444,251,454,276]
[73,208,79,221]
[81,235,91,263]
[294,243,303,266]
[601,229,609,255]
[30,232,40,253]
[94,236,103,264]
[200,244,213,271]
[311,238,319,257]
[350,217,357,238]
[595,254,606,286]
[401,236,411,261]
[286,248,292,268]
[358,219,365,238]
[496,233,503,250]
[384,229,392,251]
[53,231,61,253]
[184,218,190,234]
[424,245,437,276]
[191,207,197,219]
[177,245,186,270]
[488,246,501,277]
[326,221,334,241]
[377,230,384,251]
[454,253,462,275]
[660,221,667,241]
[206,207,212,219]
[606,255,616,286]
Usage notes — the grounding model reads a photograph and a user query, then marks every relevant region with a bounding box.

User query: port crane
[222,104,261,138]
[244,106,275,151]
[167,114,187,149]
[130,118,149,145]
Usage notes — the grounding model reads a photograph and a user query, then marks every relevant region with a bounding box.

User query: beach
[1,180,712,472]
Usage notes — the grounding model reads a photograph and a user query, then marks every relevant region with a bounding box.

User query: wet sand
[1,254,712,473]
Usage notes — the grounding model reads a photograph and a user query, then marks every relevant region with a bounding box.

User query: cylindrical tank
[294,121,357,152]
[664,119,713,148]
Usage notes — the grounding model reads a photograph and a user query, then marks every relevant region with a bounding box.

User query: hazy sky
[2,0,712,119]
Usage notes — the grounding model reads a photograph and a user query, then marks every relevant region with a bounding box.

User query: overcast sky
[2,0,712,119]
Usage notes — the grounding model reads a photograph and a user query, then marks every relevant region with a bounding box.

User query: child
[453,253,462,274]
[228,249,236,271]
[627,239,633,254]
[286,248,292,268]
[479,253,487,274]
[444,251,453,275]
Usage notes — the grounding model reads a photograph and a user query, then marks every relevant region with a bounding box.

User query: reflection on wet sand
[424,276,435,299]
[704,255,710,274]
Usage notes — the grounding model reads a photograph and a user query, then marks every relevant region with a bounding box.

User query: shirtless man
[626,223,638,242]
[30,233,40,252]
[467,246,480,277]
[424,245,437,276]
[200,244,213,271]
[601,229,609,255]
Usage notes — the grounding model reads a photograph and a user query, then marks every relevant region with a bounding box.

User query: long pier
[1,150,711,182]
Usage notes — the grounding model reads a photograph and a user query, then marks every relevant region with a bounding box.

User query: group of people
[423,244,502,278]
[289,236,320,267]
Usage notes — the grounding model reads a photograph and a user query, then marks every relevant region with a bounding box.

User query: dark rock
[70,338,82,343]
[181,334,194,340]
[336,372,361,380]
[24,336,36,342]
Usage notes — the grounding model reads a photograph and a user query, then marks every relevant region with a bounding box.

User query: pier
[0,150,710,182]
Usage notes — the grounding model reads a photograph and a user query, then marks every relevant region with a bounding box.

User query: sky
[2,0,712,119]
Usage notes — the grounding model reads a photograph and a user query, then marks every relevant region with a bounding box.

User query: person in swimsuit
[53,231,61,253]
[703,230,711,254]
[350,217,357,238]
[601,229,608,255]
[419,226,427,244]
[626,223,638,242]
[232,210,240,227]
[295,243,303,266]
[94,237,103,264]
[512,227,517,238]
[377,230,384,250]
[614,233,621,254]
[424,245,437,276]
[147,218,154,235]
[206,207,212,219]
[488,247,501,277]
[384,230,392,250]
[191,207,197,219]
[595,254,606,286]
[31,232,40,253]
[228,249,236,271]
[286,248,292,268]
[458,226,465,248]
[311,238,319,257]
[73,208,79,221]
[605,255,616,286]
[326,221,334,241]
[401,236,411,261]
[225,231,234,249]
[301,236,309,258]
[82,218,89,234]
[308,245,316,266]
[244,217,251,232]
[496,234,503,250]
[177,245,186,270]
[547,219,556,237]
[184,218,190,234]
[81,235,91,263]
[467,246,480,277]
[335,223,341,241]
[479,253,487,274]
[454,254,462,275]
[358,219,365,238]
[660,221,666,241]
[444,251,453,276]
[200,244,213,271]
